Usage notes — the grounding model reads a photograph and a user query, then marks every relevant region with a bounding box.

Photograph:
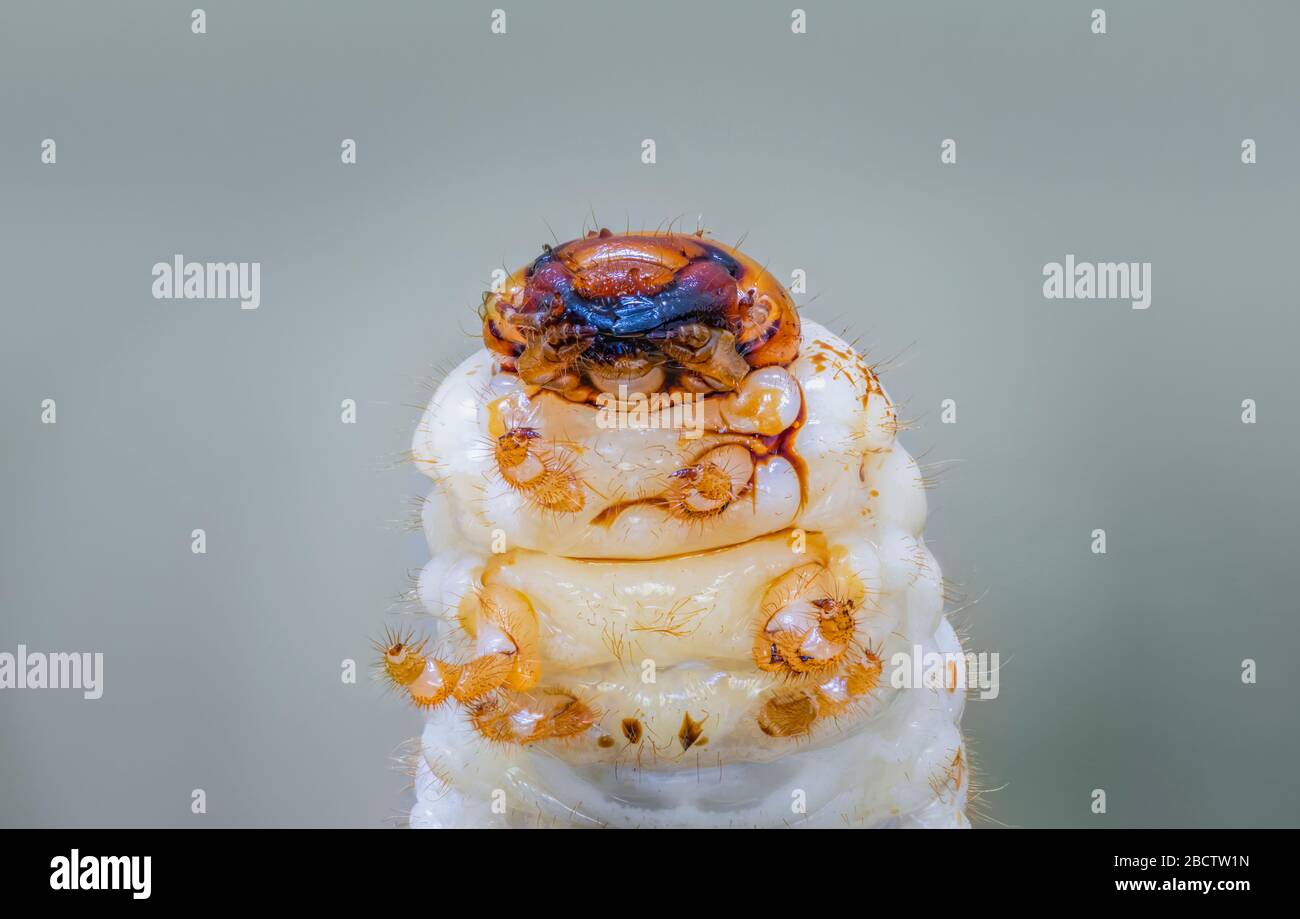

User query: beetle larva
[392,229,969,828]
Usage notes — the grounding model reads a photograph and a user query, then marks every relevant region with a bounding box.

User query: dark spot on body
[678,712,706,751]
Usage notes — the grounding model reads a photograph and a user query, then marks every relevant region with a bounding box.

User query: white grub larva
[394,230,970,828]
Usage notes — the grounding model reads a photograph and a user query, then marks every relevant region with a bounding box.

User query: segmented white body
[407,319,968,828]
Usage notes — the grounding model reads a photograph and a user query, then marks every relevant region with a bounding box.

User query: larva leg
[492,427,585,514]
[469,689,599,745]
[380,585,541,710]
[664,444,755,518]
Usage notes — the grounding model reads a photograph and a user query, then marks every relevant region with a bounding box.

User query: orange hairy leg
[469,689,599,745]
[757,644,886,738]
[376,628,456,709]
[750,560,887,739]
[663,444,756,519]
[455,584,541,695]
[752,563,857,678]
[492,427,585,514]
[378,586,541,710]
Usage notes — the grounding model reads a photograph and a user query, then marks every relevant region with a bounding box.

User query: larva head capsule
[482,230,801,398]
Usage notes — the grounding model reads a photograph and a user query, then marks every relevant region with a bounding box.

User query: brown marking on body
[621,717,643,744]
[678,712,706,751]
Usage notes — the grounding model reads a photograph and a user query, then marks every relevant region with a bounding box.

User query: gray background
[2,0,1297,828]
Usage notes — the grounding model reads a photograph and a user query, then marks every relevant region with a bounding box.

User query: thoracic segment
[412,327,908,559]
[396,233,968,828]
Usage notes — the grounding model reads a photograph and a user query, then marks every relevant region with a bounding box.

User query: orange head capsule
[482,230,801,397]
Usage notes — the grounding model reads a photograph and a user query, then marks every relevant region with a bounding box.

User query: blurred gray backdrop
[2,0,1298,827]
